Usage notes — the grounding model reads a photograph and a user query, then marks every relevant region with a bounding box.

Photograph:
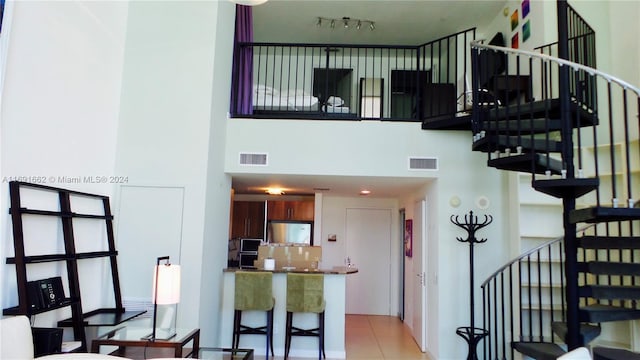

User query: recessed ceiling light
[360,190,371,195]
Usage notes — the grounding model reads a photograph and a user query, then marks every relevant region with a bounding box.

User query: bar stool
[233,271,275,359]
[285,273,325,360]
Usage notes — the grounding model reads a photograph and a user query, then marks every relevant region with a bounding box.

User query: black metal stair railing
[470,41,640,210]
[536,4,597,113]
[480,233,567,360]
[471,30,640,360]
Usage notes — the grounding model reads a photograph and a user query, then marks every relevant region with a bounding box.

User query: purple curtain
[233,5,253,115]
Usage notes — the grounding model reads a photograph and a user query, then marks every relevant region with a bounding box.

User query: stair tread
[551,322,601,344]
[577,236,640,249]
[472,134,562,153]
[421,113,472,130]
[580,284,640,300]
[488,152,562,174]
[533,178,599,198]
[487,98,597,127]
[513,341,566,360]
[580,261,640,276]
[593,346,640,360]
[570,206,640,224]
[579,304,640,322]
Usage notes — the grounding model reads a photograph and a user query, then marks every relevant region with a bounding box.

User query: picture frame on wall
[404,219,413,257]
[522,0,530,18]
[510,9,519,30]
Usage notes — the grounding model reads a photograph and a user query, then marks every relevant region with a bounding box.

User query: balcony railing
[230,28,477,122]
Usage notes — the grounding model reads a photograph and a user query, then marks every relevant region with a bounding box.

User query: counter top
[224,266,358,275]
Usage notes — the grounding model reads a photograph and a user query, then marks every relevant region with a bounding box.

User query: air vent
[409,157,438,170]
[239,153,268,166]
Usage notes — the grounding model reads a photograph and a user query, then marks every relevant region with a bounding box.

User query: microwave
[240,238,262,252]
[239,252,258,269]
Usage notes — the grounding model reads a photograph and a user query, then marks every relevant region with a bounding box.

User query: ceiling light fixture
[316,16,375,32]
[266,188,285,195]
[360,190,371,196]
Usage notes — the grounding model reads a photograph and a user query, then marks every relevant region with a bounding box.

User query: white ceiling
[232,0,505,197]
[252,0,507,45]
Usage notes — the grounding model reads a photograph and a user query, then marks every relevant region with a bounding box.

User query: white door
[411,199,427,351]
[345,208,392,315]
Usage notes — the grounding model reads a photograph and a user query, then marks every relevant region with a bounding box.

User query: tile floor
[120,314,431,359]
[257,314,432,360]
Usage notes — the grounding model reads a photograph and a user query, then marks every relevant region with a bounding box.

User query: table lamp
[145,256,180,341]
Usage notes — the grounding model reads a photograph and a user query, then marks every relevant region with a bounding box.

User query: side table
[91,326,199,358]
[200,347,254,360]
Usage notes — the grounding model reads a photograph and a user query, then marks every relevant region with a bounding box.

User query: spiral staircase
[457,2,640,359]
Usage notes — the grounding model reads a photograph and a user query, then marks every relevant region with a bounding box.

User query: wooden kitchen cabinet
[267,200,314,221]
[231,201,266,239]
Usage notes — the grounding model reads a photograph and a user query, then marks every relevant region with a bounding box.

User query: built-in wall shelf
[3,181,143,354]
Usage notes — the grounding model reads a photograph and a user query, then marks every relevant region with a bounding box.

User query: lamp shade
[152,264,181,305]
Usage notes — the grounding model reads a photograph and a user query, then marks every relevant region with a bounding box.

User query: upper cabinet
[267,200,314,221]
[231,201,266,239]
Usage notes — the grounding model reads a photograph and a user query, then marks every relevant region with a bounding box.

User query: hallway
[343,314,432,360]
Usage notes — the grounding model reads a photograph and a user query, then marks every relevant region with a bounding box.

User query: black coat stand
[451,210,492,360]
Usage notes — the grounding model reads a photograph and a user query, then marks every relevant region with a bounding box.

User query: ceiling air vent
[409,157,438,170]
[239,153,268,166]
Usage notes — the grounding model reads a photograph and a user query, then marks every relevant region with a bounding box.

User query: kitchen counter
[223,266,358,275]
[220,266,356,359]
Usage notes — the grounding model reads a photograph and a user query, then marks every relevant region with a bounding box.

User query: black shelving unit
[3,181,144,352]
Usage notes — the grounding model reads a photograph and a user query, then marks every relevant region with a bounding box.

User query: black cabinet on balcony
[390,70,430,119]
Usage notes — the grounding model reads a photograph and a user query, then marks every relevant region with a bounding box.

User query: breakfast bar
[220,266,357,359]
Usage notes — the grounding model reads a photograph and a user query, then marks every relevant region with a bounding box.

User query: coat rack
[451,210,492,360]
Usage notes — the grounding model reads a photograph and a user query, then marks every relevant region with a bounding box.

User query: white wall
[112,1,224,343]
[0,1,232,348]
[0,0,128,328]
[225,118,512,359]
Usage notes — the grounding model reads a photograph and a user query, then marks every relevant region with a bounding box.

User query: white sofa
[0,315,127,359]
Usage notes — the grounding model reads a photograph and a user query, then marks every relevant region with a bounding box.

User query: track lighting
[315,16,375,32]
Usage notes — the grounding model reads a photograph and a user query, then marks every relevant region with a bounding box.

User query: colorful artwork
[404,219,413,258]
[511,9,519,31]
[523,20,531,42]
[511,32,519,49]
[522,0,530,18]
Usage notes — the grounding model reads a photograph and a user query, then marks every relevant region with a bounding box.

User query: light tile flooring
[258,314,432,360]
[122,314,431,359]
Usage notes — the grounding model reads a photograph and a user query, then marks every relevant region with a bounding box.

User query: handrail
[236,41,422,50]
[481,225,594,289]
[471,40,640,97]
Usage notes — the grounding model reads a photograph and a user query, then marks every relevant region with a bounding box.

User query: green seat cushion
[286,273,325,313]
[234,271,275,311]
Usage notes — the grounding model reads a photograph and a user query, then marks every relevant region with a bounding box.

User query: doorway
[411,199,427,352]
[345,208,392,315]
